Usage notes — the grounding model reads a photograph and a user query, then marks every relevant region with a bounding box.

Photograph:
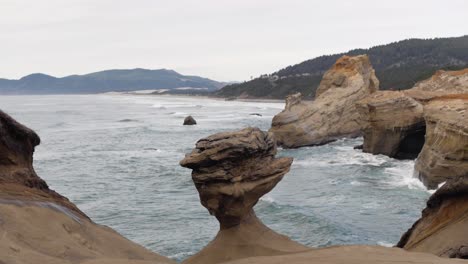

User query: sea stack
[270,55,379,148]
[0,110,175,264]
[183,115,197,125]
[180,127,309,264]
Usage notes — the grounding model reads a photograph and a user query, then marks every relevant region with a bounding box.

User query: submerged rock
[270,55,379,148]
[180,127,308,264]
[0,110,175,264]
[183,115,197,125]
[397,175,468,259]
[414,96,468,189]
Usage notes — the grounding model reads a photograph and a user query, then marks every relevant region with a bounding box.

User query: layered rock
[181,127,467,264]
[414,97,468,188]
[180,127,309,264]
[270,55,379,148]
[0,110,174,264]
[357,68,468,160]
[356,91,425,159]
[397,176,468,259]
[223,246,468,264]
[411,69,468,94]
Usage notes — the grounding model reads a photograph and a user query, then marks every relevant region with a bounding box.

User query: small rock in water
[354,144,363,150]
[183,116,197,125]
[249,113,262,117]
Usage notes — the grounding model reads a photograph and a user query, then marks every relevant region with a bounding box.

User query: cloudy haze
[1,0,467,81]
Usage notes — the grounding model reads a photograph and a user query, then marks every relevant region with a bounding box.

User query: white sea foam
[377,241,394,247]
[383,161,428,191]
[428,181,446,194]
[260,195,276,203]
[293,150,389,168]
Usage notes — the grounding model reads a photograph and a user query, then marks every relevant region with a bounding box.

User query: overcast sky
[1,0,467,81]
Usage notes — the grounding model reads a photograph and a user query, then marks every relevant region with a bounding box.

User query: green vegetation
[216,36,468,99]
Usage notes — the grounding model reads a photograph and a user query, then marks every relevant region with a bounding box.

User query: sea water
[0,94,430,261]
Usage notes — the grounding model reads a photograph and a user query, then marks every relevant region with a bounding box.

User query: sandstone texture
[183,115,197,125]
[356,68,468,160]
[270,55,379,148]
[414,97,468,189]
[180,127,467,264]
[180,127,309,264]
[398,176,468,259]
[0,110,175,264]
[356,91,425,159]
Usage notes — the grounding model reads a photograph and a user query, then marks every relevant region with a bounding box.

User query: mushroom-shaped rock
[270,55,379,148]
[183,115,197,125]
[180,127,308,264]
[414,96,468,189]
[397,175,468,259]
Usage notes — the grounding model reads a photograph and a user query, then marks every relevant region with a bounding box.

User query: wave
[383,161,428,192]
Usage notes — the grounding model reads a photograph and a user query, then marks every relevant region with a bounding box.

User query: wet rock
[183,115,197,125]
[270,55,379,148]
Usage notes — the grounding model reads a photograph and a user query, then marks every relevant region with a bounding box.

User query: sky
[1,0,467,82]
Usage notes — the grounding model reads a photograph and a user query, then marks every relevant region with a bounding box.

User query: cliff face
[0,110,174,264]
[356,68,468,163]
[397,176,468,258]
[270,55,379,148]
[414,97,468,189]
[356,91,425,159]
[180,127,309,264]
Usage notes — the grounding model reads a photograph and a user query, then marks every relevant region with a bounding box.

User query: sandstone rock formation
[411,69,468,94]
[356,91,426,159]
[397,175,468,259]
[180,127,309,264]
[414,96,468,189]
[270,55,379,148]
[183,115,197,125]
[223,246,468,264]
[181,127,467,264]
[0,110,174,264]
[356,68,468,160]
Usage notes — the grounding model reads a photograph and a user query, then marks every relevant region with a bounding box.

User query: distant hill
[216,36,468,99]
[0,69,224,94]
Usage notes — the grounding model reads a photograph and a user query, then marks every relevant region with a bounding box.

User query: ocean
[0,94,430,261]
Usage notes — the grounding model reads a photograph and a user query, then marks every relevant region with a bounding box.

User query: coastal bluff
[0,110,175,264]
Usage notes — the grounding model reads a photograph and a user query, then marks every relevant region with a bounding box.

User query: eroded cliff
[270,55,379,148]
